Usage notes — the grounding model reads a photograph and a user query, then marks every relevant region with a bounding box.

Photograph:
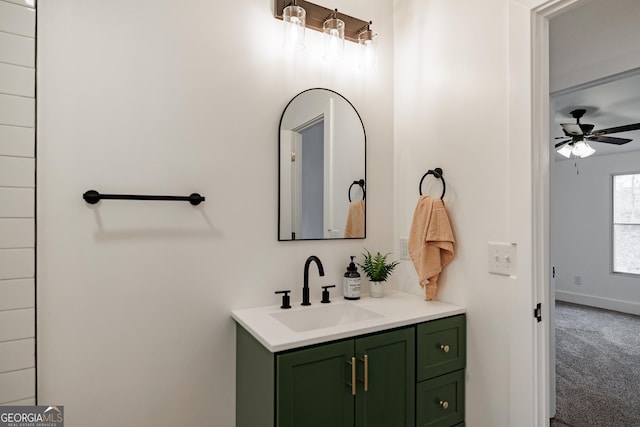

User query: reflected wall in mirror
[279,88,366,241]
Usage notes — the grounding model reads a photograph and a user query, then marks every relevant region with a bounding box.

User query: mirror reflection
[278,88,366,241]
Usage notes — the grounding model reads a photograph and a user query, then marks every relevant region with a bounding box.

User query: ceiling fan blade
[560,123,583,135]
[555,139,571,148]
[593,122,640,135]
[586,135,632,145]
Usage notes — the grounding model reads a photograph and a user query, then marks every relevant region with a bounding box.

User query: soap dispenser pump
[343,256,361,300]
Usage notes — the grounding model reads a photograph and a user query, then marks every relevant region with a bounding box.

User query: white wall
[549,0,640,92]
[393,0,531,425]
[0,0,36,406]
[37,0,393,425]
[551,153,640,314]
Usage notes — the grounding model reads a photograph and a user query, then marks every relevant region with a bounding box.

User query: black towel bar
[418,168,446,199]
[82,190,205,206]
[348,179,366,202]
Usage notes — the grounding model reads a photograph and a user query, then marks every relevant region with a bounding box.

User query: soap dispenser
[343,256,361,300]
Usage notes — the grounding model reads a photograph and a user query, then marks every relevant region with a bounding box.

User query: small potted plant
[358,249,400,298]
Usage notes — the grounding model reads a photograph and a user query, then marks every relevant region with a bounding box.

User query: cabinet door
[354,328,415,427]
[277,340,355,427]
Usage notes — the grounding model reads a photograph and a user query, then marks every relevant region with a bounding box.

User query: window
[613,173,640,275]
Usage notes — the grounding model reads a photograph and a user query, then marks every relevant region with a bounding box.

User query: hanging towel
[408,196,455,300]
[344,200,365,238]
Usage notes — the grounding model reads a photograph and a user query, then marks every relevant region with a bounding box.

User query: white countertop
[231,290,465,352]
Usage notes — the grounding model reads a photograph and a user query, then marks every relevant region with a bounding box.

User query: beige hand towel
[408,196,455,300]
[344,200,365,238]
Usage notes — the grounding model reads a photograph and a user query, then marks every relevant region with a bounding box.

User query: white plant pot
[369,281,385,298]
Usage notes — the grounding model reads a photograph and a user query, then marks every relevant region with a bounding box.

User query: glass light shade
[556,143,573,158]
[283,4,306,51]
[572,140,595,158]
[358,27,378,69]
[323,15,345,60]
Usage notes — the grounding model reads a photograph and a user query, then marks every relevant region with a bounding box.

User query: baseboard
[555,290,640,316]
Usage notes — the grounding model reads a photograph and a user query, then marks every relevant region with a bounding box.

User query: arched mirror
[278,88,366,241]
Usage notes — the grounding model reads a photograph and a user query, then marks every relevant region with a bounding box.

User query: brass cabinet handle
[358,354,369,392]
[439,400,449,410]
[440,344,450,353]
[347,357,356,396]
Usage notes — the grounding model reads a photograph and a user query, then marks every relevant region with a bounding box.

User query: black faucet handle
[275,290,292,309]
[321,285,336,304]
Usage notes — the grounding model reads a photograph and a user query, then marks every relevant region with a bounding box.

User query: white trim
[526,0,596,425]
[555,290,640,316]
[550,66,640,97]
[531,8,551,424]
[611,172,640,276]
[508,1,539,424]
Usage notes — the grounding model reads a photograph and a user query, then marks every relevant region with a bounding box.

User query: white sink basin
[271,303,384,333]
[232,290,466,352]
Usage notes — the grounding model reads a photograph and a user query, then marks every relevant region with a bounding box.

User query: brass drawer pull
[439,400,449,410]
[358,355,369,392]
[347,357,356,396]
[440,344,450,353]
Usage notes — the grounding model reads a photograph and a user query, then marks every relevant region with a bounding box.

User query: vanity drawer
[416,315,466,382]
[416,369,465,427]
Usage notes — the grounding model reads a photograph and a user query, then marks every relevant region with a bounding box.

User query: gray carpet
[552,301,640,427]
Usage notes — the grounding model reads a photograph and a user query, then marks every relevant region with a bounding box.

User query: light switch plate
[488,242,517,277]
[399,237,410,260]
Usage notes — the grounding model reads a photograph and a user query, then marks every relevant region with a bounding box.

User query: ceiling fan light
[556,143,573,158]
[572,140,595,158]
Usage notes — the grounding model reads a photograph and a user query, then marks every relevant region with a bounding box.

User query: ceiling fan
[555,109,640,158]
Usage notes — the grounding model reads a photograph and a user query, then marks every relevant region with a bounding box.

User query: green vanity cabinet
[236,313,466,427]
[416,315,466,427]
[237,326,414,427]
[277,327,415,427]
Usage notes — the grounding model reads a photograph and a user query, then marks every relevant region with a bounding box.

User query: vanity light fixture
[323,9,345,60]
[274,0,375,54]
[358,21,377,69]
[282,0,306,51]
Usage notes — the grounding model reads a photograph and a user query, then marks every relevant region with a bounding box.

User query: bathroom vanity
[232,290,466,427]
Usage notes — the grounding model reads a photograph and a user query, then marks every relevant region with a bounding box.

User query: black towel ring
[418,168,446,199]
[348,179,366,202]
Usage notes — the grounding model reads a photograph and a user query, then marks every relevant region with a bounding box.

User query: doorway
[543,0,640,424]
[296,119,325,239]
[548,71,640,425]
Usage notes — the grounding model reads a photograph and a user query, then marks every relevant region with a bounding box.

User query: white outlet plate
[488,242,517,277]
[399,237,410,260]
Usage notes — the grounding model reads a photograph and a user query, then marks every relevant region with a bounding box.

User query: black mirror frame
[278,88,367,241]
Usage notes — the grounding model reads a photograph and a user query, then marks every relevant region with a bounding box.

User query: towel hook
[348,179,366,202]
[418,168,446,199]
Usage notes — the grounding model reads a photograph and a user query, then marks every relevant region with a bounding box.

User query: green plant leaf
[356,249,400,282]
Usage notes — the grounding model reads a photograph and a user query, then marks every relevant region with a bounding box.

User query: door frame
[514,0,593,424]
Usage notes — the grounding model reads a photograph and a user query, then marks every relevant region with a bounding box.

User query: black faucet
[302,255,324,306]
